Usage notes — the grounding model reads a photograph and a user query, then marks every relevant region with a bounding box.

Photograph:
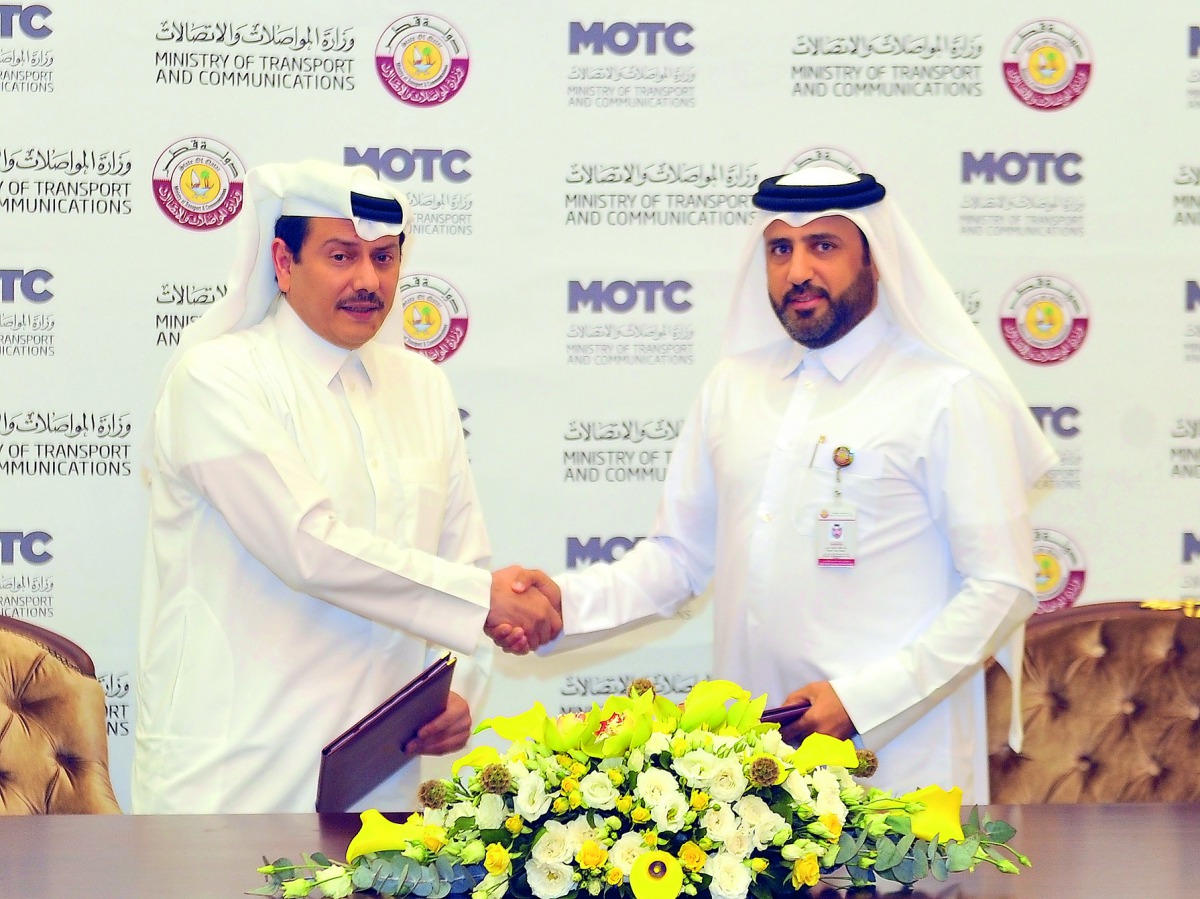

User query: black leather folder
[315,654,456,812]
[760,701,811,726]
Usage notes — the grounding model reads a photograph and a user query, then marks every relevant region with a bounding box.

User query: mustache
[336,291,383,309]
[783,281,831,304]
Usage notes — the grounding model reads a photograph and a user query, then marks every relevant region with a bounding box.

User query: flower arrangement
[252,680,1028,899]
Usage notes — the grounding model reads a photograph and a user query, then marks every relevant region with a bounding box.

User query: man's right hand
[485,566,563,654]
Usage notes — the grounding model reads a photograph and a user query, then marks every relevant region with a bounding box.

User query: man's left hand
[405,690,472,756]
[778,681,855,744]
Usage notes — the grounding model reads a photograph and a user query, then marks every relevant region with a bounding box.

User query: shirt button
[803,380,814,390]
[761,512,772,523]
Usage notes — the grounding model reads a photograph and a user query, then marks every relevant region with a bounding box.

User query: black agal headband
[752,173,886,212]
[349,191,406,224]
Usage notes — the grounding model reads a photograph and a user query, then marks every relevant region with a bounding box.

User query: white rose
[701,804,738,843]
[809,768,840,796]
[565,814,602,848]
[514,771,553,821]
[703,852,752,899]
[671,749,720,788]
[608,832,647,876]
[755,729,787,757]
[781,771,813,806]
[579,771,619,810]
[649,790,691,833]
[707,758,748,802]
[524,859,575,899]
[731,795,770,826]
[635,768,682,806]
[720,824,753,860]
[643,732,671,756]
[531,820,574,865]
[475,793,508,831]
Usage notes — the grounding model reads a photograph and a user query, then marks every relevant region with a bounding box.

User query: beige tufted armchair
[987,600,1200,803]
[0,615,121,814]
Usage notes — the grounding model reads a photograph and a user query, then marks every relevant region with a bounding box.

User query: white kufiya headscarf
[729,167,1053,752]
[727,165,1055,487]
[142,160,413,477]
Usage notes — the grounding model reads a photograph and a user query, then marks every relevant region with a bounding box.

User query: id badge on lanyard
[813,439,857,567]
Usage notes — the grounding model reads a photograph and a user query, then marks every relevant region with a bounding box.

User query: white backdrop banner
[3,2,1200,808]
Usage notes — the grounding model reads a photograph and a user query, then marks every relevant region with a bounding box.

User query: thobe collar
[781,305,890,382]
[271,298,379,388]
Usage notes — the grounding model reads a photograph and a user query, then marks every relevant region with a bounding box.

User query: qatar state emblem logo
[151,138,245,231]
[1032,528,1086,614]
[784,146,864,177]
[375,14,470,107]
[1002,19,1092,111]
[397,274,469,363]
[1000,275,1089,366]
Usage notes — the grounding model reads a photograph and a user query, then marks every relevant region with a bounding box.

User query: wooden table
[1,803,1195,897]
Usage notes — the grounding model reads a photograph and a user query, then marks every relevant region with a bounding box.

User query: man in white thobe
[495,168,1054,802]
[133,161,559,814]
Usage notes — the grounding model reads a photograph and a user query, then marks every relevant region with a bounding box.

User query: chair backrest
[987,600,1200,803]
[0,615,122,814]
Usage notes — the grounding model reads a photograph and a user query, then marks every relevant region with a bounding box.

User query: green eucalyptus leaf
[353,863,378,889]
[844,865,875,887]
[894,833,915,859]
[911,847,929,880]
[946,841,975,873]
[964,805,982,837]
[930,855,950,882]
[246,886,278,896]
[310,852,333,868]
[985,819,1017,843]
[874,835,900,871]
[835,831,860,865]
[884,814,912,835]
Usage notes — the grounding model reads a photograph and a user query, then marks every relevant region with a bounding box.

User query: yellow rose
[422,825,448,853]
[561,776,580,793]
[631,806,652,824]
[576,839,609,871]
[791,855,821,889]
[484,843,511,876]
[678,841,707,873]
[608,769,626,786]
[689,791,710,811]
[606,867,625,886]
[571,762,588,777]
[505,815,524,835]
[616,795,634,814]
[568,790,583,809]
[818,812,842,840]
[749,858,768,874]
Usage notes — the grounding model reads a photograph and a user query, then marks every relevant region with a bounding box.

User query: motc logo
[0,531,52,564]
[0,5,51,38]
[568,22,693,56]
[568,280,692,313]
[567,536,643,568]
[1185,532,1200,563]
[1029,406,1080,438]
[0,269,52,303]
[344,147,471,184]
[962,152,1082,184]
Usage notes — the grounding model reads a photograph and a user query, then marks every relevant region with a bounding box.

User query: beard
[769,264,877,349]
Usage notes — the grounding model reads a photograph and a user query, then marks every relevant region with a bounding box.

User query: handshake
[484,566,562,654]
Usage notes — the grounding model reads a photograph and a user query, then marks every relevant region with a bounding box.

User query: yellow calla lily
[724,693,768,733]
[899,785,965,843]
[475,702,551,741]
[787,732,860,773]
[451,744,502,778]
[630,850,684,899]
[345,809,426,862]
[678,680,750,732]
